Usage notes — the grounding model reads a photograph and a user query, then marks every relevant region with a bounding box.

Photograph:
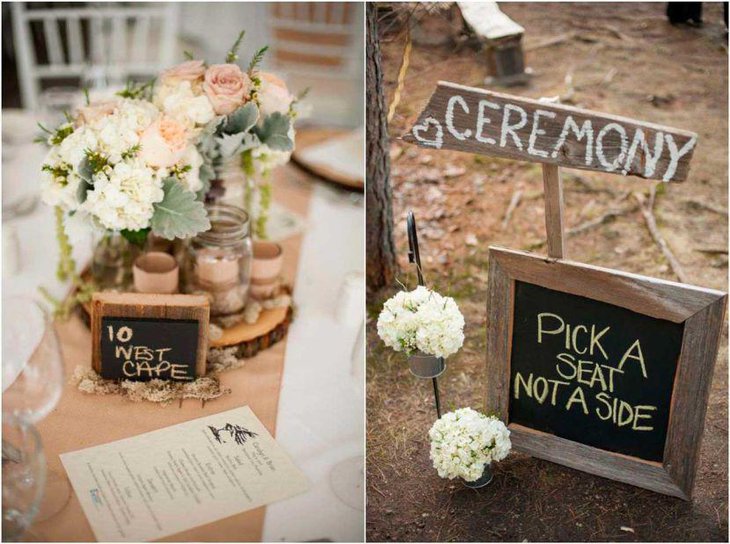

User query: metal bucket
[408,353,445,378]
[463,463,494,489]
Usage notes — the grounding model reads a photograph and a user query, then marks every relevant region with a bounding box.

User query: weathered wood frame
[486,246,727,500]
[91,292,210,378]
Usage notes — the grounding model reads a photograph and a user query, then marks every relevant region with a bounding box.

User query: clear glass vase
[212,157,272,240]
[91,231,141,291]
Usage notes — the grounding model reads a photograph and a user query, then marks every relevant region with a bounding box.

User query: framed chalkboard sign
[486,247,726,499]
[91,293,210,382]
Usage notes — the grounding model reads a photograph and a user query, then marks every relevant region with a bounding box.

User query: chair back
[11,2,179,109]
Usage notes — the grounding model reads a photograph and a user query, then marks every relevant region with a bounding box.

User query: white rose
[257,72,294,117]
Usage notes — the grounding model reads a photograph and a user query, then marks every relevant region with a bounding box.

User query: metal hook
[407,211,425,286]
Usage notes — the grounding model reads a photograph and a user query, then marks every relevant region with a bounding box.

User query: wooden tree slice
[292,128,364,191]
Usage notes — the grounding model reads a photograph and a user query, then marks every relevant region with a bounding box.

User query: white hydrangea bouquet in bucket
[377,285,465,378]
[429,408,511,488]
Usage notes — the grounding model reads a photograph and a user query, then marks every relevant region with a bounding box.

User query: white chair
[267,2,363,126]
[11,2,179,110]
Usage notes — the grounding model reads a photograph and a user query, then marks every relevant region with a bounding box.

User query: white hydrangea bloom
[82,159,164,231]
[429,408,511,482]
[377,285,465,358]
[177,145,205,193]
[154,80,215,130]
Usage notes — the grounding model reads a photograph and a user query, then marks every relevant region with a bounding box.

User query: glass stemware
[3,298,63,422]
[2,296,71,524]
[2,415,46,541]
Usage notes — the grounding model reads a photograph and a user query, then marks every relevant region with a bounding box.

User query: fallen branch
[524,32,575,52]
[633,190,688,283]
[695,246,729,255]
[525,204,637,251]
[565,174,618,196]
[684,198,728,217]
[501,189,523,230]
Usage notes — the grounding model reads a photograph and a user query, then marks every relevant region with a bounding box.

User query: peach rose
[203,64,252,115]
[258,72,294,116]
[160,60,206,84]
[138,117,188,168]
[76,100,117,126]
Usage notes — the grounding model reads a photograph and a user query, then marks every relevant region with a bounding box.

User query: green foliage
[241,149,255,177]
[222,103,259,135]
[121,144,141,160]
[289,87,311,118]
[42,163,72,186]
[253,112,293,151]
[255,182,272,239]
[151,178,211,240]
[226,30,246,63]
[247,46,268,75]
[55,207,76,281]
[83,87,90,105]
[43,208,97,320]
[183,50,195,60]
[83,149,110,174]
[116,79,155,100]
[121,227,151,247]
[48,123,74,145]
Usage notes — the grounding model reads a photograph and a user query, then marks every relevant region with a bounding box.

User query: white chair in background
[268,2,363,127]
[11,2,179,110]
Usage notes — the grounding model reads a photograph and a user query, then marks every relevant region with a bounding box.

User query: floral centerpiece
[429,408,511,486]
[37,32,302,313]
[377,285,465,365]
[152,33,303,238]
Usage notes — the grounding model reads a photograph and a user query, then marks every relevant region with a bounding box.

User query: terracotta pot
[133,252,179,294]
[251,241,283,299]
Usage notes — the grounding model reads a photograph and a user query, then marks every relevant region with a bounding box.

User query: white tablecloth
[1,113,364,542]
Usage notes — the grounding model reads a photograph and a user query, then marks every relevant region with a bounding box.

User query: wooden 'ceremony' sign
[91,293,210,382]
[404,81,726,499]
[403,81,697,182]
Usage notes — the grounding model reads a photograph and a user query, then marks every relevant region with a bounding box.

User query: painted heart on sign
[411,117,443,149]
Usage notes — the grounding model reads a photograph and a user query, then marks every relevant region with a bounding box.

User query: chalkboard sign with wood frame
[91,293,210,382]
[486,247,726,499]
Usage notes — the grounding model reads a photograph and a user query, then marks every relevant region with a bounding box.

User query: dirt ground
[366,3,728,542]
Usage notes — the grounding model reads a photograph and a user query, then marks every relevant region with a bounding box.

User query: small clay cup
[133,252,179,294]
[251,241,283,299]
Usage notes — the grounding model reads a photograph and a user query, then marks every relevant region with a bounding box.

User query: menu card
[60,406,309,542]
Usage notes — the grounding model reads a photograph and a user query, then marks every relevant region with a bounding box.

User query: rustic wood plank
[509,424,687,499]
[663,295,727,498]
[542,164,565,259]
[485,255,512,418]
[485,246,727,499]
[91,293,209,378]
[490,246,724,323]
[403,81,697,181]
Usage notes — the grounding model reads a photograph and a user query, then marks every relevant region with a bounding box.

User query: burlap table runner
[31,167,313,542]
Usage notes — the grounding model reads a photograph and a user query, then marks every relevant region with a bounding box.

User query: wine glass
[2,415,46,541]
[2,296,71,522]
[3,297,63,422]
[38,86,82,129]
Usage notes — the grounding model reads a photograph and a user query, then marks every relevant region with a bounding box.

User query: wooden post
[541,164,565,259]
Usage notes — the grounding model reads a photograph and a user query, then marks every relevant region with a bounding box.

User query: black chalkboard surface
[100,316,200,382]
[509,281,684,462]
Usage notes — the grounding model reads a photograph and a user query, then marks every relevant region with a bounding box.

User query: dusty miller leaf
[151,178,210,240]
[222,103,259,135]
[253,112,293,151]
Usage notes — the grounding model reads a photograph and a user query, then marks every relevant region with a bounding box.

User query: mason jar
[183,204,253,316]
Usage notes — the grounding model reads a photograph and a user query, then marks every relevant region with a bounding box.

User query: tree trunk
[366,3,397,291]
